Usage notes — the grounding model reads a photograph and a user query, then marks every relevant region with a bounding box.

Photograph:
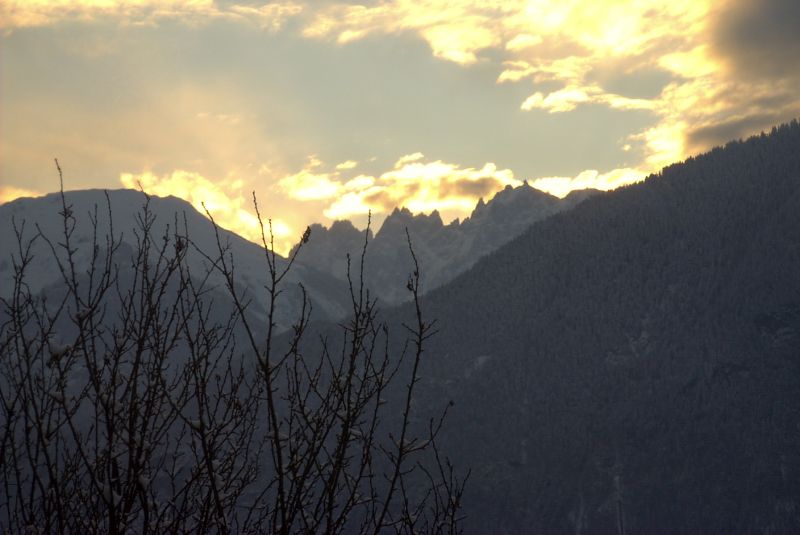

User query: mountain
[377,120,800,533]
[5,121,799,532]
[0,184,593,327]
[0,189,350,330]
[292,182,597,304]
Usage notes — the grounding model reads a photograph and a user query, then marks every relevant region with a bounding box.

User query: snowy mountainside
[293,182,598,304]
[0,189,349,330]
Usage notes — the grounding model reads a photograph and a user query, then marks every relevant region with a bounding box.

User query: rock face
[291,182,597,304]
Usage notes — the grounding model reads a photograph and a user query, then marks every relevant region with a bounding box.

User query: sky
[1,0,799,254]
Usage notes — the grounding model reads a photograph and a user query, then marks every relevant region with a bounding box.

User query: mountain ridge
[0,188,351,330]
[292,182,599,304]
[380,119,800,533]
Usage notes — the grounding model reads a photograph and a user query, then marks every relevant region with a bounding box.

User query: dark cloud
[363,190,393,208]
[443,177,503,198]
[713,0,800,80]
[364,183,420,210]
[686,113,784,152]
[695,0,800,153]
[587,64,674,100]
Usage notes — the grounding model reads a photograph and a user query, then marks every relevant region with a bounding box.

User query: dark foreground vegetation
[0,166,466,534]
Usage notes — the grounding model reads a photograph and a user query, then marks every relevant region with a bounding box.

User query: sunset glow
[2,0,798,253]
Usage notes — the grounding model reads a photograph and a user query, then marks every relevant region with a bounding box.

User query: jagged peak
[385,206,414,221]
[376,206,445,238]
[329,219,359,232]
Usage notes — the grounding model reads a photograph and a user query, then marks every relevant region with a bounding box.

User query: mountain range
[293,183,596,304]
[2,120,799,532]
[0,180,595,326]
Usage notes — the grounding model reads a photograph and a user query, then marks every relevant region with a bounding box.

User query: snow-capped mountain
[292,182,598,303]
[0,184,596,324]
[0,189,350,330]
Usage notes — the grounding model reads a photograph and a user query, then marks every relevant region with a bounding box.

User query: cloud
[394,152,424,167]
[505,33,542,51]
[120,169,296,255]
[277,164,341,201]
[343,175,374,190]
[301,1,508,65]
[0,185,45,205]
[685,113,786,152]
[278,152,649,224]
[295,0,716,179]
[712,0,800,80]
[7,0,799,209]
[335,159,358,170]
[299,0,799,185]
[0,0,303,30]
[279,153,519,221]
[531,167,644,198]
[520,85,654,113]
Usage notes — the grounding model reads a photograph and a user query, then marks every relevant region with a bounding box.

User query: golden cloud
[277,152,651,227]
[301,0,799,189]
[277,166,341,201]
[335,159,358,170]
[531,167,644,198]
[278,153,519,221]
[0,185,45,205]
[521,85,654,113]
[120,169,296,255]
[302,1,510,65]
[0,0,302,30]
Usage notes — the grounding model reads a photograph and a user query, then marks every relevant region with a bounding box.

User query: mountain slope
[0,189,350,330]
[389,121,800,533]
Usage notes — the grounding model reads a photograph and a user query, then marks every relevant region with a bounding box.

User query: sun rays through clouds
[120,170,295,255]
[2,0,799,237]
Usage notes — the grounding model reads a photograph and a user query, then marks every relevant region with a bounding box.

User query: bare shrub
[0,162,467,534]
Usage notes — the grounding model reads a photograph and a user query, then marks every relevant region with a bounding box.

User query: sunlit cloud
[120,169,295,255]
[300,0,800,191]
[335,160,358,171]
[343,175,375,191]
[299,0,718,179]
[277,164,341,201]
[0,186,45,205]
[301,1,508,65]
[278,152,649,224]
[531,167,644,199]
[4,0,798,239]
[0,0,303,30]
[520,85,654,113]
[505,33,542,51]
[279,153,519,221]
[394,152,424,167]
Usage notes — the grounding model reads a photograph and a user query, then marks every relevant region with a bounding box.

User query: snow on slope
[0,189,349,330]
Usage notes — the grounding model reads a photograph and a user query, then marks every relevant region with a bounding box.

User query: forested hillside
[392,121,800,533]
